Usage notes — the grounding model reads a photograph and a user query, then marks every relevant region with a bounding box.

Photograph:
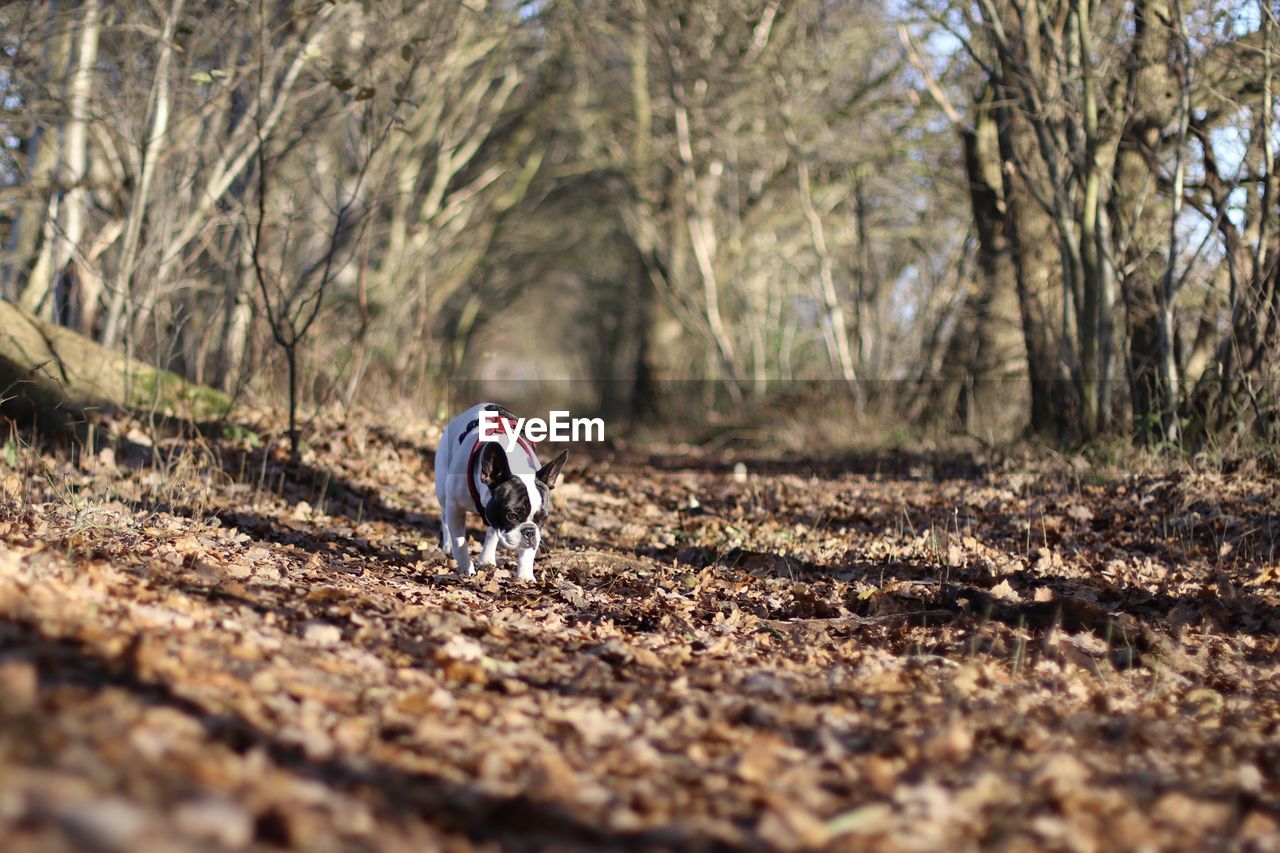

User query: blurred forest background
[1,0,1276,446]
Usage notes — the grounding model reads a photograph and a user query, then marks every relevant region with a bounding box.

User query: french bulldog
[434,403,568,581]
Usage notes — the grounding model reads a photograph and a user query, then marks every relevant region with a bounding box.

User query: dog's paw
[457,563,476,578]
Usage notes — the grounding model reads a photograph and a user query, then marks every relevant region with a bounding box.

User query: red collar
[465,417,540,517]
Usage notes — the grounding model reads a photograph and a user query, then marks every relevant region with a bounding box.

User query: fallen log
[0,299,230,430]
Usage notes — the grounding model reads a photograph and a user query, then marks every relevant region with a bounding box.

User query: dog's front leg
[446,505,473,576]
[515,547,536,582]
[479,528,499,566]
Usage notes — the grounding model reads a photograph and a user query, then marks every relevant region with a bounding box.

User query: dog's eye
[507,509,522,523]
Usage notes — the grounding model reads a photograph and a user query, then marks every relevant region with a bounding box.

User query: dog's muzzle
[518,523,538,548]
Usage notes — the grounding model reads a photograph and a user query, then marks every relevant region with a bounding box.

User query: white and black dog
[434,403,568,581]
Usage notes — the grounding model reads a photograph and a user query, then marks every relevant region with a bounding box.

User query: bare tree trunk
[1111,0,1177,441]
[1157,0,1192,444]
[792,145,860,400]
[943,89,1027,433]
[340,229,373,409]
[101,0,187,349]
[852,180,877,375]
[11,3,74,314]
[624,9,666,420]
[59,0,101,333]
[1253,0,1276,345]
[672,92,741,393]
[994,96,1074,437]
[613,7,733,412]
[20,185,64,320]
[215,226,257,392]
[1074,0,1108,437]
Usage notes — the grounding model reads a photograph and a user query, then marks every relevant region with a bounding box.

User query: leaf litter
[0,419,1278,850]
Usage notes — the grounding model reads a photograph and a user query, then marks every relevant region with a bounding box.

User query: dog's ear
[536,450,568,489]
[479,443,512,486]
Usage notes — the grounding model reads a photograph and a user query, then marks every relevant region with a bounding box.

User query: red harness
[466,417,540,517]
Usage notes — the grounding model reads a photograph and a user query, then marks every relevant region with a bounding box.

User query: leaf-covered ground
[1,417,1278,851]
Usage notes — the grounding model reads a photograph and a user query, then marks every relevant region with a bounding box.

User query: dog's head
[478,445,568,551]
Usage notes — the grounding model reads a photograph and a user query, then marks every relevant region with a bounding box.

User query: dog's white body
[434,403,546,580]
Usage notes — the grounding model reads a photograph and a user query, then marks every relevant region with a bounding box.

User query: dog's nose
[519,524,538,545]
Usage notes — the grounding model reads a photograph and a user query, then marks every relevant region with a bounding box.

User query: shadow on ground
[0,615,722,851]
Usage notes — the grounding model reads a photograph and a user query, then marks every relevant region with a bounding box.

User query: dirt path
[1,424,1278,850]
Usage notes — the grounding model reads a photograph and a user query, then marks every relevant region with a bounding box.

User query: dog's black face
[479,444,568,550]
[484,478,549,548]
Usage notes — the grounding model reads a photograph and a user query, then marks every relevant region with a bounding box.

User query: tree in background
[0,0,1274,447]
[2,0,545,430]
[904,0,1277,443]
[546,0,965,413]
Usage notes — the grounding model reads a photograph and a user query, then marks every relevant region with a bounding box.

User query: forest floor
[0,413,1278,851]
